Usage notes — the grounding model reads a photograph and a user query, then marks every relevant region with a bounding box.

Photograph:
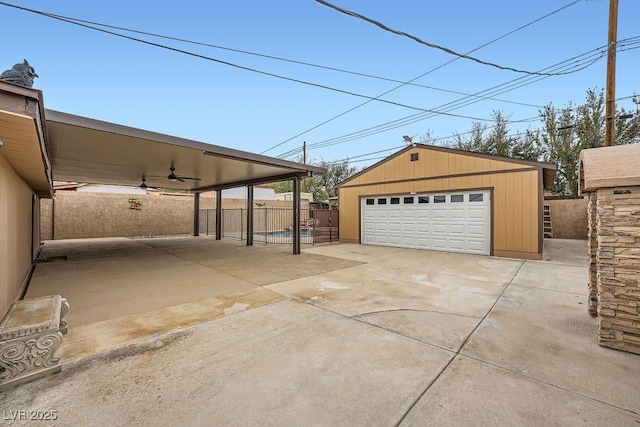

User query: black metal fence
[199,208,339,245]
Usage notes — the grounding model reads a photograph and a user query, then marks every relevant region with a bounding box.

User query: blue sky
[1,0,638,167]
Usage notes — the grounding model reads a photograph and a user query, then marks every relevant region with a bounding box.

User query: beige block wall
[546,198,588,239]
[595,186,640,355]
[0,152,35,317]
[41,191,309,240]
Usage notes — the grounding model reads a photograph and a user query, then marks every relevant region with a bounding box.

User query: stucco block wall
[0,153,35,316]
[41,191,309,240]
[546,198,588,239]
[595,187,640,355]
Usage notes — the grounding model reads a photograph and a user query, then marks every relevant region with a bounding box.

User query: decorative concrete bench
[0,295,69,390]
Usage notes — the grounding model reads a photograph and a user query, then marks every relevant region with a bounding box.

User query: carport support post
[193,192,200,237]
[293,176,301,255]
[247,185,254,246]
[215,190,222,240]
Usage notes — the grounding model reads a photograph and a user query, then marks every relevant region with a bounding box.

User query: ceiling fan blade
[178,176,201,181]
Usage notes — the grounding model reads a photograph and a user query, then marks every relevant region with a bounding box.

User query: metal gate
[199,208,338,245]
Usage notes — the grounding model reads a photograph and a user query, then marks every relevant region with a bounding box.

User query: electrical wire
[275,44,612,158]
[315,0,585,76]
[289,35,638,156]
[0,1,495,120]
[321,94,640,166]
[0,2,544,110]
[263,0,587,154]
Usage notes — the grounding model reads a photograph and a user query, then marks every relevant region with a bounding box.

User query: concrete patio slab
[1,299,454,426]
[462,284,640,413]
[267,249,522,318]
[511,261,588,295]
[3,239,639,425]
[60,287,285,362]
[141,237,363,286]
[26,237,360,327]
[542,238,588,266]
[401,356,637,426]
[354,310,480,352]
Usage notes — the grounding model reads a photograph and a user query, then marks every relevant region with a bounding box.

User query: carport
[45,110,325,254]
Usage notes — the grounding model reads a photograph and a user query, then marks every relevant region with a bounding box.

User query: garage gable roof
[46,110,326,192]
[338,144,557,189]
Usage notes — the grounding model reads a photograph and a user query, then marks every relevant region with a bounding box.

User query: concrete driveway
[2,238,639,425]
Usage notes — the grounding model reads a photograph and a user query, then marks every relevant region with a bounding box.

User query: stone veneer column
[596,186,640,354]
[587,193,599,316]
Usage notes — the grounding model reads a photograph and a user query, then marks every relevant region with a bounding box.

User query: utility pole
[604,0,618,146]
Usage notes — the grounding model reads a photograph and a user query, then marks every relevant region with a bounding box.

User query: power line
[276,44,613,158]
[303,35,639,153]
[320,93,639,166]
[0,1,501,121]
[315,0,585,76]
[0,2,542,110]
[262,0,586,154]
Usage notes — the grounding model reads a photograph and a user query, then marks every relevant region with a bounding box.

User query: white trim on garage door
[361,190,491,255]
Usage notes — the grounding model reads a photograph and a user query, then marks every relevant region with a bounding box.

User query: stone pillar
[596,186,640,355]
[587,192,598,316]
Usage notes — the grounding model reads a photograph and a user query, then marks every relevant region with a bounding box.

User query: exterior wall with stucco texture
[0,152,34,317]
[41,191,309,240]
[546,198,588,239]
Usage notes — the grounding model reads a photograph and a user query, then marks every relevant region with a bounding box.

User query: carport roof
[45,110,325,193]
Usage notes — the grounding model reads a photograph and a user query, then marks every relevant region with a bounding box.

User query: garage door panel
[402,210,416,220]
[448,239,466,251]
[467,240,486,251]
[362,190,490,255]
[448,224,466,235]
[402,223,416,233]
[389,222,402,232]
[402,236,416,246]
[467,207,486,219]
[449,208,466,219]
[467,224,486,236]
[432,223,448,234]
[432,238,448,250]
[432,209,448,219]
[389,209,402,219]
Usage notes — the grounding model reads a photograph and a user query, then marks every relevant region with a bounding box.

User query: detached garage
[338,144,556,260]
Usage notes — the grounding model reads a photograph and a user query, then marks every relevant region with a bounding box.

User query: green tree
[306,159,359,202]
[538,88,640,198]
[449,110,542,161]
[264,158,359,203]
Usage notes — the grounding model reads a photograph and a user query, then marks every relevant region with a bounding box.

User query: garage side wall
[0,153,35,316]
[339,149,542,259]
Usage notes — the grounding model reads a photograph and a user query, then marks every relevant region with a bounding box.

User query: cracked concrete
[1,237,639,425]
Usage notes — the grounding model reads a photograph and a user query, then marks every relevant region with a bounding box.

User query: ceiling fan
[146,167,201,183]
[167,167,200,182]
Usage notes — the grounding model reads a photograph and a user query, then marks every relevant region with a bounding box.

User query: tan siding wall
[346,149,531,186]
[0,152,34,316]
[339,168,541,258]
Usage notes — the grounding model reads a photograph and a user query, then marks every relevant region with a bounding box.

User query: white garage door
[361,190,491,255]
